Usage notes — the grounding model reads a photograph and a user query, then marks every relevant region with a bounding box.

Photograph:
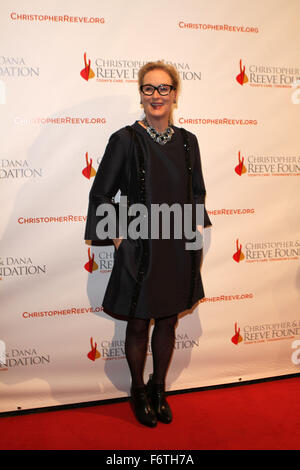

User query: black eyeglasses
[140,84,176,96]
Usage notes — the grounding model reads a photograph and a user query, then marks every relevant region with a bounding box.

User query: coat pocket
[115,237,142,280]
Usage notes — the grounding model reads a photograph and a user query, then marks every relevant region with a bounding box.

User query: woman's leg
[151,314,178,385]
[125,317,157,427]
[147,314,178,424]
[125,317,151,389]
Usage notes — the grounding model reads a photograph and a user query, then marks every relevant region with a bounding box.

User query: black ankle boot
[147,378,173,424]
[130,386,157,428]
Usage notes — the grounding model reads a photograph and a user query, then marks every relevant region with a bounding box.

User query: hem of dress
[101,297,204,321]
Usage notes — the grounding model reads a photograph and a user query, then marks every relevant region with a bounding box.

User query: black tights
[125,315,178,389]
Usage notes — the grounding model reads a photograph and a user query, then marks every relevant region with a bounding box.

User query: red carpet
[0,376,299,450]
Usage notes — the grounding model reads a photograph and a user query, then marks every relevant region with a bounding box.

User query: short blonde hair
[138,60,180,95]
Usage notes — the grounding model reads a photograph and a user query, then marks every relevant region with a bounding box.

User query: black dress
[84,121,211,319]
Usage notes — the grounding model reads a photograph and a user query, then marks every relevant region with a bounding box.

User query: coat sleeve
[191,133,212,228]
[84,131,129,242]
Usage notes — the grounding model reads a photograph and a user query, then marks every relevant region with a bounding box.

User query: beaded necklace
[142,118,174,145]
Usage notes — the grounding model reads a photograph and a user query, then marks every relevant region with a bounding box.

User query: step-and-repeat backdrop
[1,0,300,412]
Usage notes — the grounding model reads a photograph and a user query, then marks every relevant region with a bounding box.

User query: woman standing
[84,61,211,427]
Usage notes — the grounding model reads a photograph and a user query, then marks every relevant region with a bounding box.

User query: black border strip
[1,372,299,418]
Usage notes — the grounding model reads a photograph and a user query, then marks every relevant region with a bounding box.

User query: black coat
[84,122,211,319]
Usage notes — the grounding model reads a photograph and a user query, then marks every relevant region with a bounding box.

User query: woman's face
[140,68,176,124]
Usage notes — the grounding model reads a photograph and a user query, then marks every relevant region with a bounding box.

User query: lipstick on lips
[151,102,164,109]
